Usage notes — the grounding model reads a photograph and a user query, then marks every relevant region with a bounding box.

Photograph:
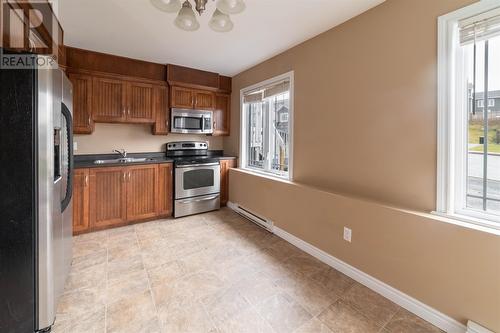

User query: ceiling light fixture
[174,0,200,31]
[151,0,245,33]
[151,0,182,13]
[216,0,245,15]
[209,9,233,33]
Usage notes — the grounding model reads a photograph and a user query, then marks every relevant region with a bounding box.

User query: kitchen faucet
[113,149,127,158]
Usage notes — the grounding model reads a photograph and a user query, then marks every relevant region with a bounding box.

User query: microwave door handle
[201,115,205,132]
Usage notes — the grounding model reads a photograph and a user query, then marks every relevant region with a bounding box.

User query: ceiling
[58,0,385,76]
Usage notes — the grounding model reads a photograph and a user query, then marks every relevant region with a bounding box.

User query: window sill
[431,211,500,235]
[237,167,293,184]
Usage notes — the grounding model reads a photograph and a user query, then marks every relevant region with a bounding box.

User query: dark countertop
[75,151,236,169]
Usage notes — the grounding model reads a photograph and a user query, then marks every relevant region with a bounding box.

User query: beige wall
[75,123,223,155]
[225,0,500,331]
[225,0,479,212]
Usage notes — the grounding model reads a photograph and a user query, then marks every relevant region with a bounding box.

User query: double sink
[94,157,157,165]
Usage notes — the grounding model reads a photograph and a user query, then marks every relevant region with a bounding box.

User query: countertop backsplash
[74,123,223,155]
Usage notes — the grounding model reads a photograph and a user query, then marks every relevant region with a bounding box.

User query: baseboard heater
[227,202,274,232]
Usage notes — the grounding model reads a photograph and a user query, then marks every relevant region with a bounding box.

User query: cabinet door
[157,163,173,216]
[126,165,158,221]
[171,86,194,109]
[220,159,236,206]
[128,82,155,123]
[89,167,127,230]
[92,77,127,122]
[152,86,170,135]
[68,73,94,134]
[213,93,230,136]
[73,168,90,235]
[194,90,215,110]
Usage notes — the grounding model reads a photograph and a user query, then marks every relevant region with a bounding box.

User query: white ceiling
[58,0,384,76]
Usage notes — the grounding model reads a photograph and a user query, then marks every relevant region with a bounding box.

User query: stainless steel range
[167,141,221,218]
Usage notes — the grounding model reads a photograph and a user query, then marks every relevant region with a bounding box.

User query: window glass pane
[242,76,292,178]
[246,103,266,169]
[486,34,500,216]
[268,91,290,174]
[465,34,500,216]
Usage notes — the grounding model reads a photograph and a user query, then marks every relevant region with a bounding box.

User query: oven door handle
[177,162,220,168]
[178,195,219,204]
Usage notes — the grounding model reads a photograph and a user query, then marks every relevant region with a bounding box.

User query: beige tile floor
[53,208,443,333]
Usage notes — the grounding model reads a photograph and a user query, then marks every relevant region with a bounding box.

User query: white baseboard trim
[271,226,468,333]
[467,321,495,333]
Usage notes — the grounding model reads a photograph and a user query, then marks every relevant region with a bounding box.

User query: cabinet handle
[87,117,91,125]
[213,120,216,130]
[166,119,169,128]
[123,172,126,182]
[192,95,195,106]
[128,108,131,116]
[128,171,131,181]
[122,108,126,116]
[84,175,88,187]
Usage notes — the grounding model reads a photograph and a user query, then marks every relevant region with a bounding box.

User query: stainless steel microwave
[170,108,213,134]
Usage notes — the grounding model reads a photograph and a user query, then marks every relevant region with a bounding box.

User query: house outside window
[438,4,500,230]
[240,72,294,180]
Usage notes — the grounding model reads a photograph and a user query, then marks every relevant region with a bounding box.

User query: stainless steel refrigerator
[0,54,74,332]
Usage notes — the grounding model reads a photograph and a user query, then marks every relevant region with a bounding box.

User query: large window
[240,72,293,180]
[438,4,500,230]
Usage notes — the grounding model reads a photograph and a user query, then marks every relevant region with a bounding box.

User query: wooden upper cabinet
[89,167,128,229]
[157,163,173,216]
[92,77,127,122]
[220,159,236,206]
[152,86,170,135]
[170,85,215,110]
[69,73,94,134]
[73,168,90,235]
[171,86,194,109]
[125,165,158,221]
[213,93,230,136]
[194,90,215,110]
[127,82,155,123]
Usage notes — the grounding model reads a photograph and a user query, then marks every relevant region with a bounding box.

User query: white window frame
[436,0,500,232]
[240,71,294,181]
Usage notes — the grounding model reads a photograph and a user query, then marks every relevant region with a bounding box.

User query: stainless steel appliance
[0,54,73,332]
[170,108,214,134]
[167,141,220,217]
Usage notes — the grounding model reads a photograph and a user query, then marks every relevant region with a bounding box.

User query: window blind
[243,79,290,103]
[460,8,500,45]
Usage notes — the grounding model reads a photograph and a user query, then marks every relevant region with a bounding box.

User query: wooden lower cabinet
[72,168,90,234]
[126,164,158,221]
[73,159,236,234]
[157,163,173,216]
[73,163,173,235]
[89,166,128,230]
[220,159,237,206]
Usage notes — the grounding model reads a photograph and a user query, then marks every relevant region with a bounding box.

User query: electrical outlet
[343,227,352,243]
[73,142,78,151]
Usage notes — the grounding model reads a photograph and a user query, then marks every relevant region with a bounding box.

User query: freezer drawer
[174,194,220,218]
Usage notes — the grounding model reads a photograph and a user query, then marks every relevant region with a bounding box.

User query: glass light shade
[150,0,182,13]
[209,9,234,32]
[216,0,245,14]
[175,1,200,31]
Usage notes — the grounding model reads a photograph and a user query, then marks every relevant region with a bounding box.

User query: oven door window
[183,169,214,190]
[174,116,203,130]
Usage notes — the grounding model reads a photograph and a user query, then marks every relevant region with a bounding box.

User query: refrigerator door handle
[61,103,73,212]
